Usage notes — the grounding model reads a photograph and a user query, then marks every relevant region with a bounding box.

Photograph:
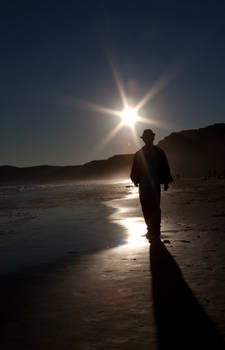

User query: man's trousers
[139,186,161,237]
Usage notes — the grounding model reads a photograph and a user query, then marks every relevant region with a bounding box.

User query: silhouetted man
[130,129,173,241]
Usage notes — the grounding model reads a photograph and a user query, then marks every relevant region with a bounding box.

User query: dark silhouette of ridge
[158,123,225,176]
[0,123,225,183]
[0,155,134,183]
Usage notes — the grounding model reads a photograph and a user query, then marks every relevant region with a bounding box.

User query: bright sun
[121,106,138,127]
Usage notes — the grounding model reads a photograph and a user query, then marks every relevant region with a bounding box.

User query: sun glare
[73,60,177,153]
[121,106,138,127]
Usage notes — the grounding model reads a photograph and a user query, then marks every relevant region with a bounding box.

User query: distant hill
[158,123,225,177]
[0,123,225,183]
[0,155,134,183]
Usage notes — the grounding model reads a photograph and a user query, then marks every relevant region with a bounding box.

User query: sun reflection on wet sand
[106,186,148,248]
[121,217,147,247]
[126,186,139,199]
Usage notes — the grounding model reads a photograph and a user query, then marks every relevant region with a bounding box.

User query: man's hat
[140,129,155,139]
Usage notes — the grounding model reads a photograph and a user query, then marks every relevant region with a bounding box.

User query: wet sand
[1,179,225,349]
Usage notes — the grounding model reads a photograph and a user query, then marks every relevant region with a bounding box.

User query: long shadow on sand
[150,240,224,350]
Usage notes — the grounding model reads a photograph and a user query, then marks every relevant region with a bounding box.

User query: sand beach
[0,179,225,349]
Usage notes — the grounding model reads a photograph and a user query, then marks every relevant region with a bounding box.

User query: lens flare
[120,106,138,127]
[68,57,180,157]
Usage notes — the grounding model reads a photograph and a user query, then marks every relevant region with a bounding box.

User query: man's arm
[159,150,174,190]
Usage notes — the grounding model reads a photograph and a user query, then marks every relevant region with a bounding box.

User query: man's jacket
[130,146,173,187]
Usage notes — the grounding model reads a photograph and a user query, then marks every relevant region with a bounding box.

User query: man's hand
[164,183,169,191]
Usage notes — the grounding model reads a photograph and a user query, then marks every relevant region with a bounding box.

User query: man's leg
[139,187,161,240]
[139,198,151,231]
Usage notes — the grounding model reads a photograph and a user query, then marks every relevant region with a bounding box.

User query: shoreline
[0,183,133,275]
[0,179,225,349]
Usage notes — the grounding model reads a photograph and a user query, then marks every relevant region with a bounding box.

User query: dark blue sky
[1,0,225,166]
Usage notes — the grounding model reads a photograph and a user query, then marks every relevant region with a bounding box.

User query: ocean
[0,181,146,274]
